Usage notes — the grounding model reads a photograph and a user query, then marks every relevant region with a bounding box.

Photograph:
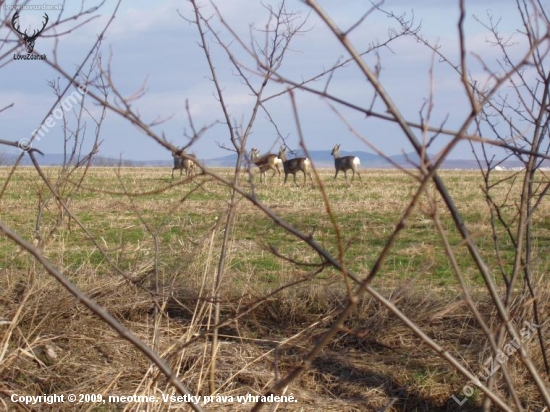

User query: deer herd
[172,144,362,187]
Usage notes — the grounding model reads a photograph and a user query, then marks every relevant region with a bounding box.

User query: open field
[1,166,549,411]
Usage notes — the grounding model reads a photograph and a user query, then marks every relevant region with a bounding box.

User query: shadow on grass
[310,352,485,411]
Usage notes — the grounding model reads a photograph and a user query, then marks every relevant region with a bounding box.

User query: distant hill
[203,149,376,167]
[0,150,528,170]
[0,153,166,167]
[203,149,431,168]
[193,150,527,170]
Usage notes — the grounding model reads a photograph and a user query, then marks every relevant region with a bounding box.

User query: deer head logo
[11,11,49,54]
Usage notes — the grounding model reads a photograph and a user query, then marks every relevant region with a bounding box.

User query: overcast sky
[0,0,538,162]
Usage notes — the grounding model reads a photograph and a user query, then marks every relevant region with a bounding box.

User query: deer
[172,148,196,179]
[250,147,282,183]
[331,144,362,185]
[277,146,313,187]
[12,12,49,54]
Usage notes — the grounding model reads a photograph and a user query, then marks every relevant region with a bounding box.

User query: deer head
[12,12,49,53]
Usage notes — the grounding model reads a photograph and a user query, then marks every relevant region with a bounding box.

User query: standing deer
[172,148,196,179]
[277,146,313,187]
[250,147,282,183]
[331,144,362,185]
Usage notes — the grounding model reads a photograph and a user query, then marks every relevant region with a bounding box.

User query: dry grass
[1,166,549,411]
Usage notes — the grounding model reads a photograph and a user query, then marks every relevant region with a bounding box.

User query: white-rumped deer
[277,146,313,187]
[172,148,196,179]
[250,147,282,183]
[331,144,361,185]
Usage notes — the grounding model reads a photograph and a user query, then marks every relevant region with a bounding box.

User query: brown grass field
[1,166,549,411]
